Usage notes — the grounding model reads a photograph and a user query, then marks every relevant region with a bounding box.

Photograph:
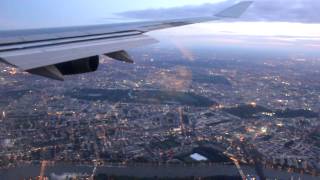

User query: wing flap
[27,65,64,81]
[105,50,134,63]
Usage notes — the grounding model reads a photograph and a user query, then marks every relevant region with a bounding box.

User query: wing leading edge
[0,1,253,80]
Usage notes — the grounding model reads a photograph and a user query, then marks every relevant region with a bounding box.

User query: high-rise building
[1,111,5,121]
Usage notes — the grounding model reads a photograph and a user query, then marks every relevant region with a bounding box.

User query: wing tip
[215,1,253,18]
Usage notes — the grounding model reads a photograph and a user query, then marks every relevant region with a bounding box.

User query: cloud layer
[119,0,320,23]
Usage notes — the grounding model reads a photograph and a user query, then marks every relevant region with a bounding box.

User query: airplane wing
[0,1,252,80]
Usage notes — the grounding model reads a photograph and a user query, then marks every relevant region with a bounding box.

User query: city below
[0,43,320,180]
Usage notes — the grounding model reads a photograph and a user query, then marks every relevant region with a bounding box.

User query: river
[0,163,319,180]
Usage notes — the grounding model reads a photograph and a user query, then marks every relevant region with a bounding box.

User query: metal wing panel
[0,31,143,52]
[0,35,158,70]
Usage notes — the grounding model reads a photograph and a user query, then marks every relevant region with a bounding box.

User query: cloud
[246,0,320,23]
[119,0,238,19]
[119,0,320,23]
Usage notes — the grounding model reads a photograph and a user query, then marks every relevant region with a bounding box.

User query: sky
[0,0,320,54]
[0,0,224,29]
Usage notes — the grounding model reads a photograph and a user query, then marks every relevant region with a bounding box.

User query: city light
[261,127,268,134]
[262,112,275,117]
[9,68,17,75]
[276,122,284,127]
[249,102,257,108]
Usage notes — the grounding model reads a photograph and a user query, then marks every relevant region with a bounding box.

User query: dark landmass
[192,75,231,86]
[94,174,241,180]
[0,90,29,106]
[223,104,319,119]
[68,89,216,107]
[275,109,318,118]
[2,90,29,98]
[308,131,320,148]
[150,137,180,150]
[259,135,272,141]
[207,120,232,127]
[284,140,295,148]
[223,104,271,119]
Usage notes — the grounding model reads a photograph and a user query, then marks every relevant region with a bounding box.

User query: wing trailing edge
[0,35,158,70]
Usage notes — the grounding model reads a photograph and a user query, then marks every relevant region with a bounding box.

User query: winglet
[215,1,253,18]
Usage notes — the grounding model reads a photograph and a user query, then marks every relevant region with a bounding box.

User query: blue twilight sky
[0,0,224,29]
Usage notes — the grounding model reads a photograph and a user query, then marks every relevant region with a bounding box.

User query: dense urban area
[0,44,320,179]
